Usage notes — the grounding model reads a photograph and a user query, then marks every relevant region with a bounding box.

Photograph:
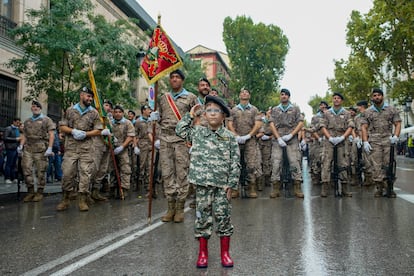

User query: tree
[308,94,332,114]
[346,1,414,102]
[327,55,376,106]
[223,15,289,110]
[7,0,143,111]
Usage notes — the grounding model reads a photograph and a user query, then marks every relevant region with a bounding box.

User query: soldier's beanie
[32,100,42,109]
[356,100,368,107]
[170,69,185,80]
[141,105,151,113]
[280,88,290,97]
[372,88,383,95]
[333,92,344,100]
[349,106,357,112]
[199,77,211,87]
[80,86,94,96]
[114,105,124,112]
[205,95,230,117]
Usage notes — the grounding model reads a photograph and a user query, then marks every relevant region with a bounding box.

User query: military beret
[280,88,290,97]
[372,88,383,95]
[333,92,344,100]
[349,106,357,112]
[103,99,113,109]
[80,86,94,96]
[356,100,368,107]
[32,100,42,109]
[199,77,210,87]
[205,95,230,117]
[170,69,185,80]
[320,101,329,107]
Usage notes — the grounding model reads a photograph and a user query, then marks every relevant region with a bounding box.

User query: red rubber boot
[220,236,234,267]
[196,237,208,268]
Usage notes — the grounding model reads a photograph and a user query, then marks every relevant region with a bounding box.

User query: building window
[0,74,18,129]
[0,0,16,39]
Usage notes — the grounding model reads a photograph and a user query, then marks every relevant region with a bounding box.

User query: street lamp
[404,96,412,128]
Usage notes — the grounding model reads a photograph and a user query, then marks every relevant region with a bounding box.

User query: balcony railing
[0,15,17,39]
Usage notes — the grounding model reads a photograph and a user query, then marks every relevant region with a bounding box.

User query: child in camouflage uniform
[176,95,240,268]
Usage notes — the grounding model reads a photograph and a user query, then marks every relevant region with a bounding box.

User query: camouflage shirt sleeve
[175,112,194,142]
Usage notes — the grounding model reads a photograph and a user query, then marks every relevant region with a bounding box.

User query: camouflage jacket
[319,107,354,137]
[269,103,304,136]
[176,113,240,189]
[360,103,401,140]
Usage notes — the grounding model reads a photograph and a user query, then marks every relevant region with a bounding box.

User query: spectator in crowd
[3,118,22,184]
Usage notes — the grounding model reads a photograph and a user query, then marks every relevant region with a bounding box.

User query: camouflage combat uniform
[176,112,240,238]
[157,89,198,200]
[308,112,324,181]
[228,103,261,194]
[319,107,354,195]
[360,103,401,192]
[21,114,55,196]
[258,116,273,187]
[135,115,151,193]
[60,104,103,194]
[111,117,135,190]
[270,103,304,183]
[354,112,372,184]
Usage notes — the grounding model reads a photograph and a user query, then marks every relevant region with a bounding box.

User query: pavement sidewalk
[0,175,61,196]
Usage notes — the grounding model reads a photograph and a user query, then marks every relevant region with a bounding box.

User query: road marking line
[397,194,414,204]
[397,166,414,172]
[49,221,164,276]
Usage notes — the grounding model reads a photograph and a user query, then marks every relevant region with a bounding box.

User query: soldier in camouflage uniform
[20,100,55,202]
[227,88,262,198]
[307,101,329,184]
[109,105,135,197]
[268,88,305,198]
[150,69,198,223]
[346,107,358,184]
[353,100,373,185]
[176,95,239,268]
[257,110,273,189]
[319,92,354,197]
[361,88,401,197]
[90,99,114,201]
[57,87,103,211]
[133,104,152,196]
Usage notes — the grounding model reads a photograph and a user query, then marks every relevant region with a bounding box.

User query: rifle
[280,147,293,198]
[386,144,397,198]
[356,146,364,187]
[239,144,248,198]
[332,145,341,197]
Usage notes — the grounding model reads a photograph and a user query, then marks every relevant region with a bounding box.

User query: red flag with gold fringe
[140,24,183,84]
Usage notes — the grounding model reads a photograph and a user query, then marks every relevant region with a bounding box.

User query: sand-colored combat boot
[294,180,304,198]
[341,183,352,197]
[247,182,257,198]
[56,191,71,211]
[161,199,176,222]
[174,199,186,223]
[374,182,383,197]
[270,181,281,198]
[23,187,35,202]
[320,182,329,197]
[78,193,89,212]
[91,188,108,201]
[32,188,44,202]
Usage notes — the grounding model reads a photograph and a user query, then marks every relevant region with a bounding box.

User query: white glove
[363,141,372,153]
[17,145,23,154]
[236,136,246,144]
[113,137,118,143]
[336,136,345,144]
[72,129,86,140]
[44,147,53,156]
[261,135,270,141]
[300,140,307,151]
[318,137,323,143]
[149,111,160,122]
[348,135,354,143]
[114,145,124,155]
[389,135,399,145]
[277,137,287,147]
[354,137,362,148]
[134,146,140,155]
[241,134,251,142]
[101,129,111,136]
[188,146,192,154]
[154,139,160,150]
[281,133,293,142]
[329,136,336,145]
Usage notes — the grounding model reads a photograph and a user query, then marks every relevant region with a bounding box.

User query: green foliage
[181,55,206,95]
[222,15,289,110]
[7,0,143,111]
[308,93,332,114]
[345,0,414,101]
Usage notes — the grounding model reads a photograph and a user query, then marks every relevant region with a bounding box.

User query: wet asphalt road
[0,159,413,276]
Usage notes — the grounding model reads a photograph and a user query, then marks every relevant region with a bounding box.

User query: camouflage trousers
[271,138,303,182]
[259,139,272,177]
[321,141,348,183]
[195,185,233,238]
[61,150,95,193]
[366,139,395,183]
[92,147,111,189]
[160,140,190,200]
[138,143,152,190]
[112,150,131,190]
[22,150,48,189]
[309,141,322,175]
[240,138,260,183]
